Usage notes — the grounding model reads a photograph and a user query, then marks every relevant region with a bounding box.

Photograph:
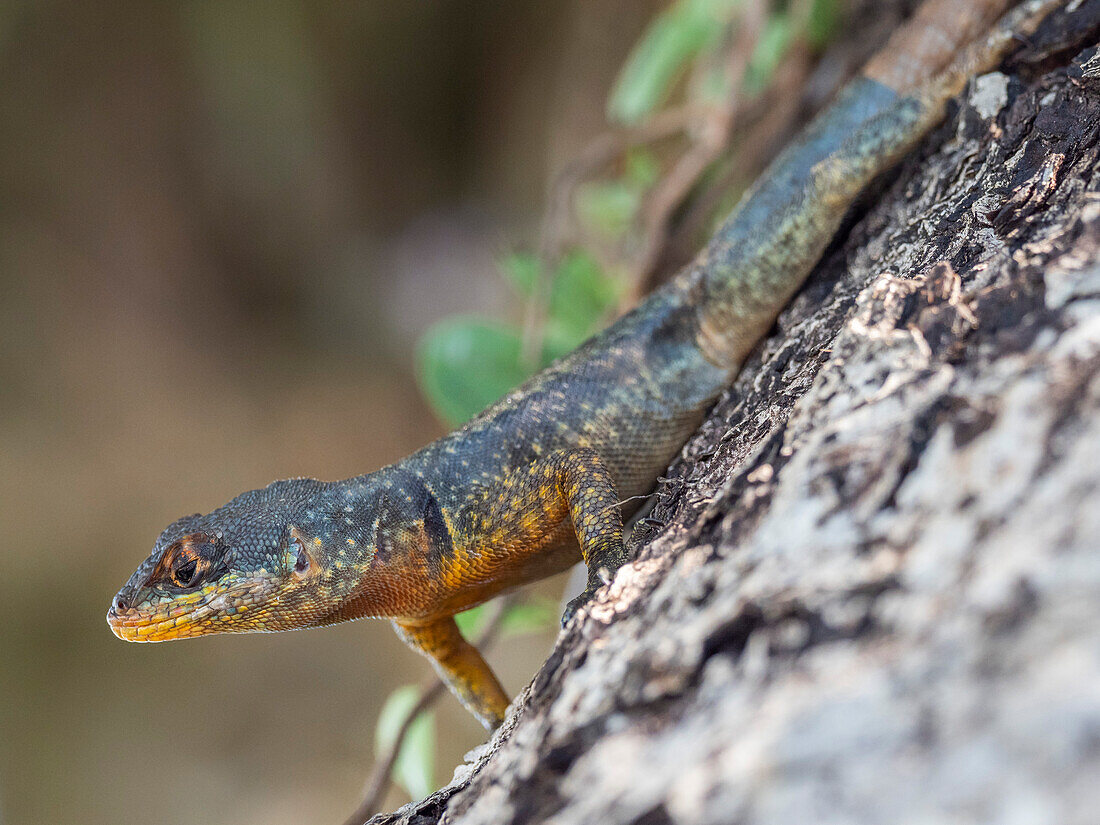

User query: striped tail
[692,0,1061,367]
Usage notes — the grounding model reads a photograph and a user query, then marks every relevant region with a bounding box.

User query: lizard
[108,0,1061,732]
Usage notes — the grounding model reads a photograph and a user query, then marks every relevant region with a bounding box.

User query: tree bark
[369,5,1100,824]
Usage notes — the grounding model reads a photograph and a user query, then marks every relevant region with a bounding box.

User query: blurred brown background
[0,1,662,822]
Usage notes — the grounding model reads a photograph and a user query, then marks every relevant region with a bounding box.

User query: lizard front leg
[552,448,629,624]
[468,447,629,624]
[393,449,628,727]
[392,616,510,730]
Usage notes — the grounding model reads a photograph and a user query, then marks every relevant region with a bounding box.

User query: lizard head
[107,477,372,642]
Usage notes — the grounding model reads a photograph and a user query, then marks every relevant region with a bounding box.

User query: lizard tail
[692,0,1061,367]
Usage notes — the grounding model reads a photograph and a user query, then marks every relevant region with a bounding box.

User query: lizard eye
[170,556,203,588]
[149,533,222,591]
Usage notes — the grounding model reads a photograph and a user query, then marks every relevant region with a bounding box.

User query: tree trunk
[370,6,1100,824]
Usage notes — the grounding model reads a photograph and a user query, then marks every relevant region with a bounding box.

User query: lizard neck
[304,464,462,624]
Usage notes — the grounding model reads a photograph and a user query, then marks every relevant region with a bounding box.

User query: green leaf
[806,0,841,48]
[417,319,533,427]
[576,179,640,238]
[499,251,542,298]
[608,0,743,125]
[499,598,558,637]
[743,13,793,96]
[576,150,661,241]
[625,149,661,189]
[547,250,620,345]
[540,324,584,365]
[456,598,558,641]
[454,603,490,638]
[375,686,436,800]
[690,54,737,109]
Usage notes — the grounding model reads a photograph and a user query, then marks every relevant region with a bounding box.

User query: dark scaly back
[695,0,1059,363]
[411,3,1053,568]
[395,275,728,507]
[389,0,1060,513]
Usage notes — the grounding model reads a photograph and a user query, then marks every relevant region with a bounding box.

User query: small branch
[626,0,768,303]
[521,105,701,364]
[644,45,816,293]
[342,595,518,825]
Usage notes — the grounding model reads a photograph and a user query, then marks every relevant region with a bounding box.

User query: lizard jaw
[107,604,214,642]
[107,575,282,641]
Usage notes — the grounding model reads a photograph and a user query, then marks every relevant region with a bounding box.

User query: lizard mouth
[107,577,280,642]
[107,595,223,642]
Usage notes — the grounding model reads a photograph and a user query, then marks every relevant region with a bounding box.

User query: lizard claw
[561,584,600,627]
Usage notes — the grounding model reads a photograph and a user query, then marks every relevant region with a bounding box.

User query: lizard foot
[561,588,592,627]
[560,564,617,627]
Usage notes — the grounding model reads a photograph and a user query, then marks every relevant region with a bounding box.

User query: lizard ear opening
[286,529,319,578]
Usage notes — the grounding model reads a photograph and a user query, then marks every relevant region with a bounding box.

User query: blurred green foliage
[454,597,559,639]
[607,0,744,125]
[576,148,661,239]
[416,0,843,433]
[417,319,532,429]
[375,685,437,800]
[377,596,559,799]
[416,249,623,428]
[609,0,841,122]
[806,0,842,47]
[417,1,842,429]
[743,12,794,94]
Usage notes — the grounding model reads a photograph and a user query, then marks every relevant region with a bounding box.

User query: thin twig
[650,44,816,285]
[541,105,704,260]
[627,0,769,302]
[520,105,703,364]
[342,595,519,825]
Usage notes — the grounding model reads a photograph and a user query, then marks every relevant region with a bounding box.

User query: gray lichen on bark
[369,7,1100,825]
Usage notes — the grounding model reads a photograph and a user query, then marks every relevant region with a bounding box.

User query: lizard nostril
[114,595,129,612]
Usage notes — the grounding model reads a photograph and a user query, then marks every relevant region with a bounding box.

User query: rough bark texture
[371,6,1100,824]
